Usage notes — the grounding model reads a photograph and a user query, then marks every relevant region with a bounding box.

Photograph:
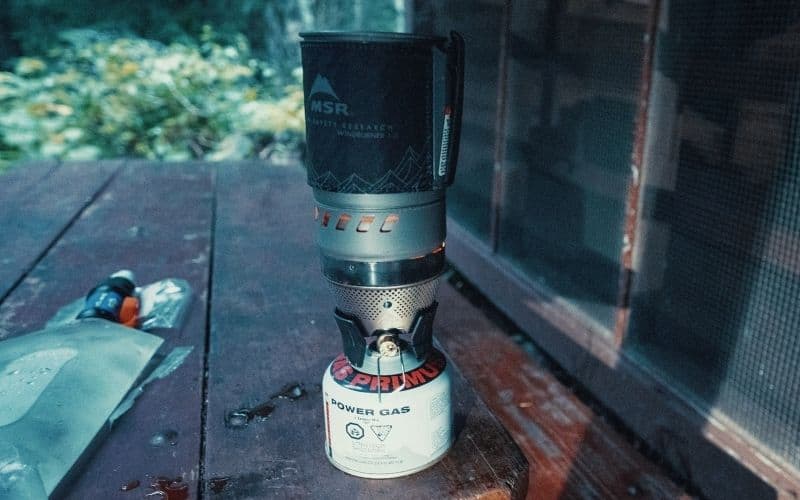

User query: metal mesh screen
[628,0,800,469]
[329,279,439,334]
[497,0,649,327]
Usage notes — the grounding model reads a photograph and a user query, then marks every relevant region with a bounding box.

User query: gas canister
[322,347,452,478]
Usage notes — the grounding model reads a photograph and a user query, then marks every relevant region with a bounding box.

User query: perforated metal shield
[328,278,440,335]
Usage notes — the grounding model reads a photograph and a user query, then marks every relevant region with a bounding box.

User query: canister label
[327,350,446,393]
[322,351,452,478]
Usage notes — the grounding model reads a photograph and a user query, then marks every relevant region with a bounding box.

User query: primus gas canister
[299,31,464,478]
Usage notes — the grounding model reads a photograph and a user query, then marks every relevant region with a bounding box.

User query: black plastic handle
[445,30,465,186]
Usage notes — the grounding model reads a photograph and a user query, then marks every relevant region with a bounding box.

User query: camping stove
[300,30,464,478]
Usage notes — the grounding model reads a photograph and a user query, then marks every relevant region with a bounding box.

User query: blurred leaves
[0,28,305,168]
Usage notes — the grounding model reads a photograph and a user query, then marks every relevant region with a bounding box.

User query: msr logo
[309,74,350,116]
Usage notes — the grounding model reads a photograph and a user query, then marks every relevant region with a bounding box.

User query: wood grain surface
[0,160,213,498]
[0,161,529,498]
[436,285,688,500]
[0,160,121,303]
[0,159,689,499]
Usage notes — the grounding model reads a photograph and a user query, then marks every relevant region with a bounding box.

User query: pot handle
[444,30,465,186]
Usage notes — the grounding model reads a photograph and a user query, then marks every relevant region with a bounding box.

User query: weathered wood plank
[0,159,695,499]
[0,160,59,202]
[205,162,527,499]
[0,160,122,307]
[0,160,214,498]
[435,283,689,500]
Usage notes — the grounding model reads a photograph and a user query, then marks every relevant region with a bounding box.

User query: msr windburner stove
[300,31,464,478]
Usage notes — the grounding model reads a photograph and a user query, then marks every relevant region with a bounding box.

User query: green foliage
[0,0,403,168]
[0,28,305,167]
[0,1,404,74]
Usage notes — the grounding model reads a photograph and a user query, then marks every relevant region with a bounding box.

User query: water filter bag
[0,319,163,497]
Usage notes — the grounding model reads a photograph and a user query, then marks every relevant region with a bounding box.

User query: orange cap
[119,296,140,327]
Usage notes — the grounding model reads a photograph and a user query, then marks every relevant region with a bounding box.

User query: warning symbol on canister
[370,425,392,441]
[346,422,364,440]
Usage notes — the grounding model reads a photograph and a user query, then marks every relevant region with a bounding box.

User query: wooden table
[0,160,528,499]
